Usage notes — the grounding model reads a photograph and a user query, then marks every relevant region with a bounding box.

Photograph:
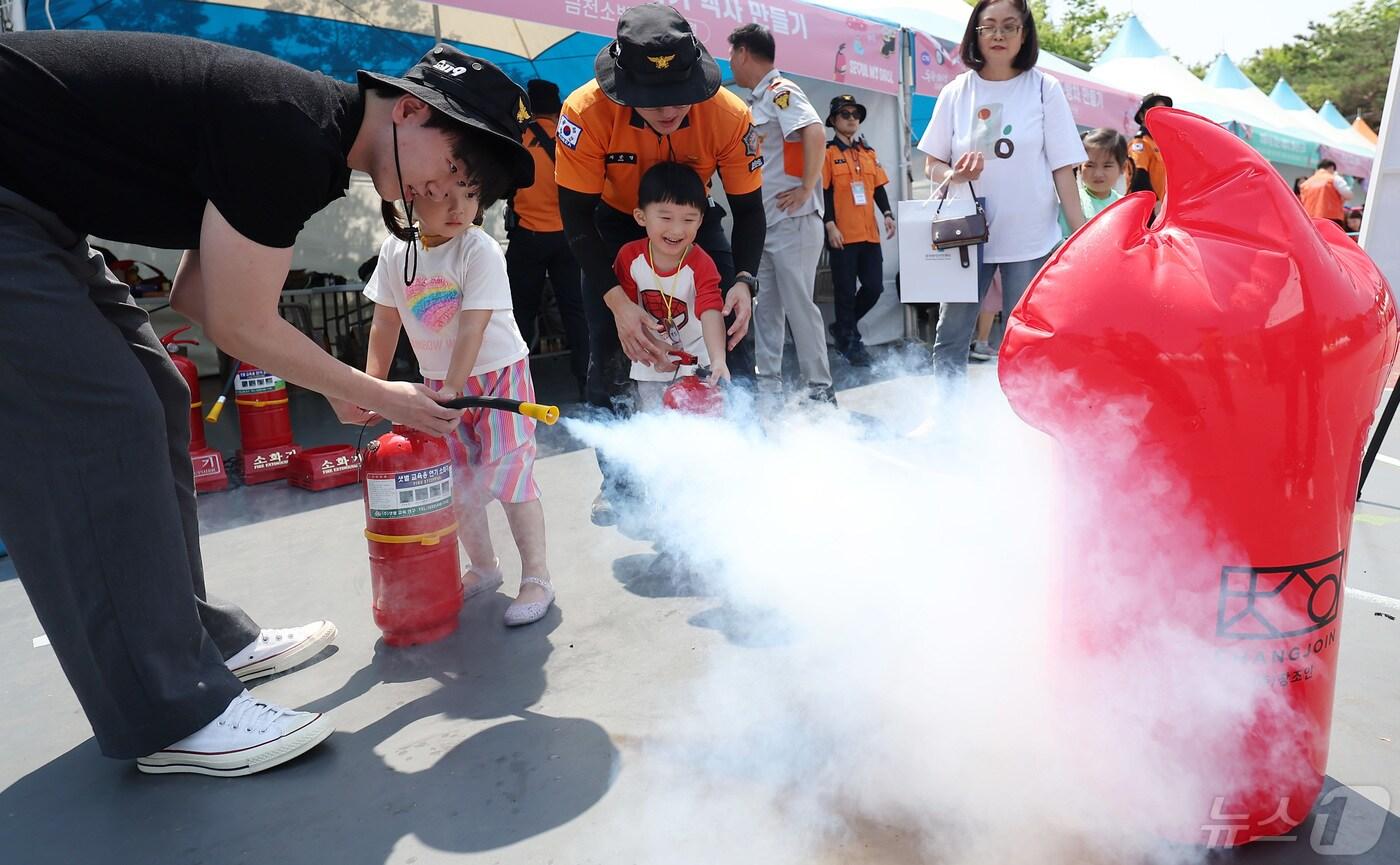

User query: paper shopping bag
[897,196,982,303]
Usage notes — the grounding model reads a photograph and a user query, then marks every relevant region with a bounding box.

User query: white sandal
[463,558,505,600]
[504,576,555,627]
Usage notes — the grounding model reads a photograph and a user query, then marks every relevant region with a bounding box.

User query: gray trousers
[755,212,832,388]
[0,186,257,759]
[930,250,1053,378]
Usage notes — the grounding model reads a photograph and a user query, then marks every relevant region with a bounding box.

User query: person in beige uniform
[729,23,835,405]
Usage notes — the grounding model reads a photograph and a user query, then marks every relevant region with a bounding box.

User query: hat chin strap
[392,121,421,285]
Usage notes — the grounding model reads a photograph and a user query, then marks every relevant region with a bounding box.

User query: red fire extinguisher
[207,361,301,483]
[361,396,559,647]
[160,326,228,493]
[662,350,725,416]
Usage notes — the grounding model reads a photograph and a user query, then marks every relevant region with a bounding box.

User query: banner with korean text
[431,0,904,93]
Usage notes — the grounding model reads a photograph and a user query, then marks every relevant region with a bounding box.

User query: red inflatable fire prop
[1000,107,1397,845]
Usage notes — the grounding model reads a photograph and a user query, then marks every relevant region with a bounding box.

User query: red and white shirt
[613,239,723,382]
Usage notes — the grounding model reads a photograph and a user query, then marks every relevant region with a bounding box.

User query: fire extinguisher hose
[205,364,241,423]
[439,395,560,425]
[363,522,460,546]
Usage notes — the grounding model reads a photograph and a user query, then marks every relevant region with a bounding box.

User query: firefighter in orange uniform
[1129,93,1171,201]
[822,94,895,367]
[505,79,588,399]
[555,5,765,525]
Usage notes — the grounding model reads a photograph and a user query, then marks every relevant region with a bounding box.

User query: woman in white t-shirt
[364,182,556,628]
[917,0,1088,376]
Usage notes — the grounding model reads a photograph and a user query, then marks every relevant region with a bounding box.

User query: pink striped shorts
[425,356,540,505]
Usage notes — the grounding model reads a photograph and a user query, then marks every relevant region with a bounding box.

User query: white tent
[1360,24,1400,293]
[1269,77,1376,175]
[1093,17,1319,170]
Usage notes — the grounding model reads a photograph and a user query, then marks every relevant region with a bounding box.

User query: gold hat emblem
[647,54,677,70]
[516,98,529,123]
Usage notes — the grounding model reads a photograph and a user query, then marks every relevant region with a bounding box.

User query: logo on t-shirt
[639,290,690,330]
[405,275,463,332]
[557,113,582,149]
[973,104,1016,160]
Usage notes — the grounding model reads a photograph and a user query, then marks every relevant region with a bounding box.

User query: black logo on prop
[1216,551,1344,640]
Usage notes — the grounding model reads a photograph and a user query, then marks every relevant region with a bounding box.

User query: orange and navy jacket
[1129,133,1167,202]
[822,136,890,245]
[554,79,763,213]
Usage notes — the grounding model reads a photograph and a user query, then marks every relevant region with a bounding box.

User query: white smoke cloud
[564,359,1303,864]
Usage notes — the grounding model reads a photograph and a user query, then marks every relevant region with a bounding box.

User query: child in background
[614,162,731,411]
[1060,128,1129,238]
[363,177,556,628]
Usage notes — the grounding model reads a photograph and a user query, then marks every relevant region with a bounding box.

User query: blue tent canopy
[27,0,624,93]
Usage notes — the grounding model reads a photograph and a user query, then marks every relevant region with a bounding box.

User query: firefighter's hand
[723,281,752,351]
[328,395,380,426]
[372,381,463,437]
[884,213,897,239]
[710,361,731,383]
[825,222,845,250]
[606,287,670,367]
[777,185,813,214]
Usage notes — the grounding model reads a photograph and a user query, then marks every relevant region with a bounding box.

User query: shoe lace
[223,694,290,734]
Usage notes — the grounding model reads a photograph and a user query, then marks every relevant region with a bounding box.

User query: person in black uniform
[505,79,590,400]
[0,32,533,776]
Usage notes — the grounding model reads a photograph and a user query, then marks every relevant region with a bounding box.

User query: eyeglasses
[975,23,1023,38]
[836,110,861,120]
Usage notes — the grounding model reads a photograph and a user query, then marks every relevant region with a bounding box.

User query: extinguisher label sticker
[234,370,285,394]
[365,464,452,518]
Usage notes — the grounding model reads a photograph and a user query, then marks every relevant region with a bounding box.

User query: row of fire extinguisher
[163,326,362,493]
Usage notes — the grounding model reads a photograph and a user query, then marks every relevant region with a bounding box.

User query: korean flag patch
[557,113,583,149]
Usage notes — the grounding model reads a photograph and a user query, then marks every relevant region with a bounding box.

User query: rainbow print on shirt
[404,275,462,331]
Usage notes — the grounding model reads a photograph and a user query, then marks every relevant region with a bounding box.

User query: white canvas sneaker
[137,691,333,777]
[226,620,337,682]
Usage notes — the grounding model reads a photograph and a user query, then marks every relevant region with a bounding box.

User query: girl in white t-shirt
[917,0,1088,376]
[363,182,554,627]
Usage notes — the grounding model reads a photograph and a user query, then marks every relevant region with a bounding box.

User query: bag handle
[932,176,980,216]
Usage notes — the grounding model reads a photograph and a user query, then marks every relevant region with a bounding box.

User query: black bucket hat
[826,94,867,127]
[594,5,722,108]
[1134,93,1174,127]
[358,45,535,190]
[527,79,562,116]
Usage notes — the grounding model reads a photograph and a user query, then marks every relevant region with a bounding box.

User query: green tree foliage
[1240,0,1398,125]
[1029,0,1127,65]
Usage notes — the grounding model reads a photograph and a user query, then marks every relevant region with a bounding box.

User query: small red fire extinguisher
[207,361,301,483]
[662,350,725,416]
[361,396,558,647]
[160,326,228,493]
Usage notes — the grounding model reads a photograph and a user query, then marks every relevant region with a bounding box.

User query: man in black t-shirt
[0,32,533,776]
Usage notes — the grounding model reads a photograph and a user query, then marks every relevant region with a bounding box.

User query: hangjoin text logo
[1217,551,1343,640]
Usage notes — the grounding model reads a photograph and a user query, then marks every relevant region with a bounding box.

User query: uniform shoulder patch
[743,124,760,157]
[773,90,791,110]
[557,113,583,149]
